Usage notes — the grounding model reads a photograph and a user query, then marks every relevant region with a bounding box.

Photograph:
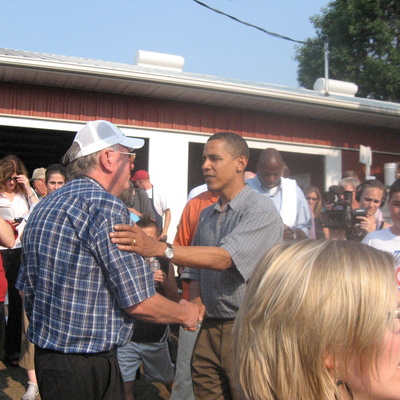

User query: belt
[203,317,235,323]
[35,346,115,358]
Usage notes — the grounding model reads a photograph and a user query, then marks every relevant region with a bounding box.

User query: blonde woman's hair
[233,240,397,400]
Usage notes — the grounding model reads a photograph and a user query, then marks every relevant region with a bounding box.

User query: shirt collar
[255,174,282,195]
[213,184,251,213]
[81,175,108,192]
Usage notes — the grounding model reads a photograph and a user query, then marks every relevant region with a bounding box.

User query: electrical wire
[193,0,307,45]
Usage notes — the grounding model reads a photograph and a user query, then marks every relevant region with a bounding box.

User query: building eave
[1,49,399,129]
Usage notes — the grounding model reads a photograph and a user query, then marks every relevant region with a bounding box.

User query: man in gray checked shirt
[110,131,283,400]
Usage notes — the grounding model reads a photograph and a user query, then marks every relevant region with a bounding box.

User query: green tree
[295,0,400,102]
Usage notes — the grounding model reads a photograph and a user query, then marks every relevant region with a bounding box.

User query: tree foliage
[295,0,400,102]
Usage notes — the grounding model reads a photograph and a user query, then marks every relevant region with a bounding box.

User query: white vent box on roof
[313,78,358,97]
[135,50,184,72]
[384,163,399,186]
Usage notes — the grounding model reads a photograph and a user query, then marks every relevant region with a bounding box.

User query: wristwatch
[164,243,174,260]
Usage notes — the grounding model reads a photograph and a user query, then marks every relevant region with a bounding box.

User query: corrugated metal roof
[0,47,399,129]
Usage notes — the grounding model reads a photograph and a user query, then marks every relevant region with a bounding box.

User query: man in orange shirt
[174,191,219,256]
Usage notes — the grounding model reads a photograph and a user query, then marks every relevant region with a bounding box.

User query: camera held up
[321,185,367,229]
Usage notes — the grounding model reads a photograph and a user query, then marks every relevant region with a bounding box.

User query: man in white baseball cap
[16,120,201,400]
[68,120,145,162]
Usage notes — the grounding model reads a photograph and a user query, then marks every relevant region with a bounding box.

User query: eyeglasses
[306,197,318,201]
[5,177,18,183]
[112,150,136,163]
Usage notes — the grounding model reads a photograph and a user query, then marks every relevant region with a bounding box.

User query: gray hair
[339,176,360,190]
[61,142,120,179]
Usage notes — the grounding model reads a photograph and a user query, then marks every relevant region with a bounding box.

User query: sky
[2,0,329,88]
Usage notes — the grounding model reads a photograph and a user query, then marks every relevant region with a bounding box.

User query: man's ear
[236,155,248,173]
[98,149,114,172]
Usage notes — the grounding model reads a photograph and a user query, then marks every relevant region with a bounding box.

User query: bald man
[247,148,312,240]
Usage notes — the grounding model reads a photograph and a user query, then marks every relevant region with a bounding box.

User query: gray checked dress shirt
[182,184,283,319]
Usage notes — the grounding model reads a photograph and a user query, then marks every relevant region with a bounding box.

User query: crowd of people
[0,119,398,400]
[0,157,68,399]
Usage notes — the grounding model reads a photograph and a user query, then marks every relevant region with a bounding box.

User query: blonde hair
[305,186,322,218]
[233,240,397,400]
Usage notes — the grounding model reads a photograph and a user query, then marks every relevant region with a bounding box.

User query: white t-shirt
[146,186,170,218]
[187,184,208,201]
[0,192,30,249]
[362,228,400,289]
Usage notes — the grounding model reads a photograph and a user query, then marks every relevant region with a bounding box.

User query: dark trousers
[191,318,236,400]
[1,248,22,358]
[0,302,5,360]
[35,346,125,400]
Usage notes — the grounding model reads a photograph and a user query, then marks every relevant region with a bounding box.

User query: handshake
[180,298,205,332]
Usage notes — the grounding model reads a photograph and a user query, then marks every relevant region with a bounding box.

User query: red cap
[132,170,149,181]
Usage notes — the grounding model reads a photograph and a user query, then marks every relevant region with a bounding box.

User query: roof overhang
[1,49,400,129]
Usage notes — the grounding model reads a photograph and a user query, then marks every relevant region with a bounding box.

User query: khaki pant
[191,318,236,400]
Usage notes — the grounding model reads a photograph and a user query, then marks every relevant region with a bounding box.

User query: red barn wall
[0,81,398,181]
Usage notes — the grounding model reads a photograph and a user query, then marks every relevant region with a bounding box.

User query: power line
[193,0,307,45]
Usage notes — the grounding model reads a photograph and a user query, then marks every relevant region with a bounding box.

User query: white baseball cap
[70,120,144,161]
[30,167,46,181]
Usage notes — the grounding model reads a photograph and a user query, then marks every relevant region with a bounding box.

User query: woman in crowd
[0,216,16,361]
[45,164,68,194]
[19,163,67,400]
[355,179,391,236]
[233,240,399,400]
[304,186,324,239]
[0,155,38,364]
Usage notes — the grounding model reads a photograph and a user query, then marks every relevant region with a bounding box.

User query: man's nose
[202,159,210,171]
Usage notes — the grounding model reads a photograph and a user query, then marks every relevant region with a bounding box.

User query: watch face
[165,248,174,259]
[165,244,174,259]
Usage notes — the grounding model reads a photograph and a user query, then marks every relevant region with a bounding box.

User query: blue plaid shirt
[16,177,155,353]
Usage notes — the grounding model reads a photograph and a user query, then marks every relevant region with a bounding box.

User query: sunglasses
[5,176,19,183]
[306,196,318,201]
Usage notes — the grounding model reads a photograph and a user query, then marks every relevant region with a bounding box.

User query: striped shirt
[16,177,155,353]
[182,184,283,319]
